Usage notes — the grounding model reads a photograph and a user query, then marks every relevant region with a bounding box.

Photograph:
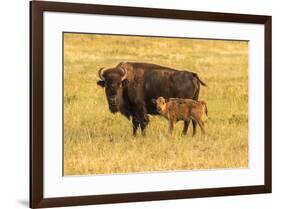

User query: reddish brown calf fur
[155,97,208,135]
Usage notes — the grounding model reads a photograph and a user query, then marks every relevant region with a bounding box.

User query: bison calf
[153,97,208,135]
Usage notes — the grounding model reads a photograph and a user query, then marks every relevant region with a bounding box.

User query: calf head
[152,97,166,114]
[97,66,128,113]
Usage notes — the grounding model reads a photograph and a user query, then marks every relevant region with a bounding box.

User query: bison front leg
[133,102,149,136]
[132,117,140,137]
[140,114,149,136]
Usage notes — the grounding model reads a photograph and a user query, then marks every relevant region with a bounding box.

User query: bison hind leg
[182,119,197,137]
[192,119,197,137]
[182,120,190,136]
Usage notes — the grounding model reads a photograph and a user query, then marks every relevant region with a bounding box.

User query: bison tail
[193,73,207,87]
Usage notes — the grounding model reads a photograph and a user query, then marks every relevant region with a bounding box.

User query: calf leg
[169,120,175,134]
[197,120,206,135]
[192,88,200,136]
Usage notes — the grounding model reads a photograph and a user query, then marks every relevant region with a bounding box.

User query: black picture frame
[30,1,272,208]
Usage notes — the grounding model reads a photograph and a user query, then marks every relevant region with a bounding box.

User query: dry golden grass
[63,33,248,175]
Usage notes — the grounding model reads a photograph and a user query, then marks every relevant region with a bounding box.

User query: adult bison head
[97,66,128,113]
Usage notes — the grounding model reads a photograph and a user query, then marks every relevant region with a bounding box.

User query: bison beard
[97,62,206,137]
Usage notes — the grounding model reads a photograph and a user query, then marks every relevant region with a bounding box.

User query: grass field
[63,33,248,175]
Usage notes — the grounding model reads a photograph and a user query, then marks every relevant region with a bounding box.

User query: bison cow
[97,62,206,136]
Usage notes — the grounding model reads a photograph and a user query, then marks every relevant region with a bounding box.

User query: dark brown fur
[154,97,208,135]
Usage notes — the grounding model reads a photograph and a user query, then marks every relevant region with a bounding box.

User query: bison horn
[120,67,127,81]
[98,67,105,80]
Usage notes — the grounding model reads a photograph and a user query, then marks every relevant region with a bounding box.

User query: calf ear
[151,98,156,104]
[97,80,105,88]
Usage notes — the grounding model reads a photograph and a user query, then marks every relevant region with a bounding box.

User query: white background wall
[0,0,279,208]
